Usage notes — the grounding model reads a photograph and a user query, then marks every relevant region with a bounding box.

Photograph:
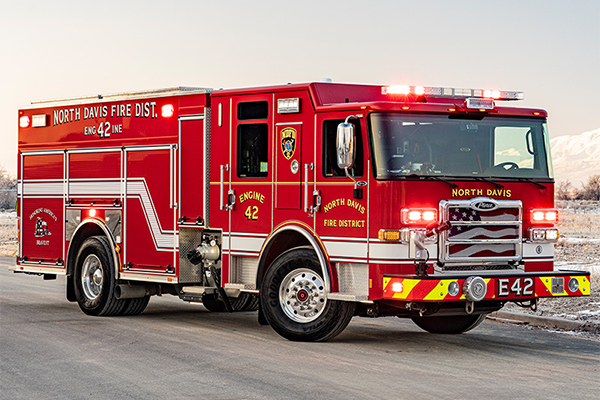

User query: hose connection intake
[462,276,487,302]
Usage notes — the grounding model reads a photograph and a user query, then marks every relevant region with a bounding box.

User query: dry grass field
[556,200,600,240]
[0,210,17,257]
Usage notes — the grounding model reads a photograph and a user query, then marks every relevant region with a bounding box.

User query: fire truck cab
[13,82,591,341]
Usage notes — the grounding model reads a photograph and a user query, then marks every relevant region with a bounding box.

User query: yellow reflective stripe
[392,279,420,300]
[423,280,448,301]
[576,276,591,295]
[484,278,493,299]
[383,277,391,291]
[539,277,554,295]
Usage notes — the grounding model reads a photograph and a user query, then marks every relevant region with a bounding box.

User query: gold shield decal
[281,127,297,160]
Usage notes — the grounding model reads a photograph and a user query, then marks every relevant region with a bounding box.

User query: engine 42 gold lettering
[244,206,259,220]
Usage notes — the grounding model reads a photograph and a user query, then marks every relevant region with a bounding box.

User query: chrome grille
[440,198,522,265]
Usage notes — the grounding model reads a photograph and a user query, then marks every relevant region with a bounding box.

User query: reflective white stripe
[221,232,265,253]
[127,179,175,249]
[323,240,367,259]
[69,180,121,196]
[229,235,265,253]
[369,242,408,259]
[23,181,63,196]
[369,241,437,260]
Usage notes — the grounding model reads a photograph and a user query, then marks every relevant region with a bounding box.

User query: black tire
[411,313,487,334]
[201,293,227,312]
[120,296,150,316]
[74,236,126,316]
[260,247,355,342]
[240,294,260,311]
[201,292,254,312]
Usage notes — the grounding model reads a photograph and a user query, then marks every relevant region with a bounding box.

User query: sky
[1,0,598,177]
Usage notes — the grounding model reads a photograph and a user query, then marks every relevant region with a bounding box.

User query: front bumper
[383,270,590,302]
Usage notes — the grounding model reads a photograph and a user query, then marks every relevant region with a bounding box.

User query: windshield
[369,113,553,180]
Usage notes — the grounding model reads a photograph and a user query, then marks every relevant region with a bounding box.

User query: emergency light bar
[382,85,524,101]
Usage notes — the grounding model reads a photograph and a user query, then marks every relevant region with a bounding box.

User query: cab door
[272,92,315,227]
[229,96,273,255]
[315,115,368,263]
[275,123,302,210]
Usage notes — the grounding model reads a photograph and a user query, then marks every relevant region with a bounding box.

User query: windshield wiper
[474,177,504,189]
[514,177,547,190]
[405,174,458,189]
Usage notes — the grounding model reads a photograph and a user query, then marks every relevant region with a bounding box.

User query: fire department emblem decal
[29,207,57,238]
[34,217,51,237]
[281,127,297,160]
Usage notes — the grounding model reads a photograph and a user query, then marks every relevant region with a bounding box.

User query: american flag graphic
[449,244,516,258]
[445,206,520,260]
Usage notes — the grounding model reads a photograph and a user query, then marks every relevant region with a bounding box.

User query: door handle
[304,163,314,213]
[220,164,229,210]
[226,189,236,211]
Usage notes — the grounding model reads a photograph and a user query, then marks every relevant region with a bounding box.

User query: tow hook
[466,301,475,314]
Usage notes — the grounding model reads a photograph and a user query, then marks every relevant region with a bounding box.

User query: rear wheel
[74,236,126,316]
[120,296,150,316]
[411,313,487,334]
[260,247,355,342]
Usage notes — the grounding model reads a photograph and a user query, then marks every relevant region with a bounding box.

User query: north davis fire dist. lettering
[53,101,159,126]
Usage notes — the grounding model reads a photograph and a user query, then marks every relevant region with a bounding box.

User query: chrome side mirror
[336,117,355,169]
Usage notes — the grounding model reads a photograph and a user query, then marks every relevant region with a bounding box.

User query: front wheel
[260,247,355,342]
[74,236,126,316]
[411,313,487,334]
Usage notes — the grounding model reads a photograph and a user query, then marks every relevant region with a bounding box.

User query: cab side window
[237,123,269,178]
[322,118,364,178]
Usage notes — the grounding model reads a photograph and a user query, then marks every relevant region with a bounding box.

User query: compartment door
[124,145,177,276]
[19,152,65,269]
[179,115,206,225]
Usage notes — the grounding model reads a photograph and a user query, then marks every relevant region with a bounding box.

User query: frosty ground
[502,201,600,340]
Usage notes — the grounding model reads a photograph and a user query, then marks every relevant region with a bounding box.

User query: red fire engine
[13,82,591,341]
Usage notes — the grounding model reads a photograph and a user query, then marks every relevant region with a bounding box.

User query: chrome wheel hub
[279,268,326,323]
[81,254,103,301]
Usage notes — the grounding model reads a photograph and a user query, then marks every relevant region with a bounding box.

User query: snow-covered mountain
[550,128,600,187]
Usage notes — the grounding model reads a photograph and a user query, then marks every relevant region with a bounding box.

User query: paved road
[1,256,598,400]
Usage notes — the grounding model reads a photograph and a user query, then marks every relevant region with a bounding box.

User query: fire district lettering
[323,198,365,214]
[53,101,158,127]
[451,188,512,198]
[324,219,365,228]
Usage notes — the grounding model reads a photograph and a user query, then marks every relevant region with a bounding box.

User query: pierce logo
[472,200,498,212]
